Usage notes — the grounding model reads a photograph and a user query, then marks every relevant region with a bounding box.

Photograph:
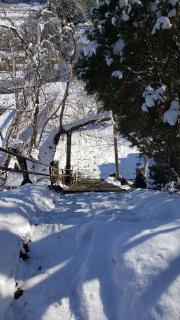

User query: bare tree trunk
[30,101,40,149]
[29,76,42,152]
[59,80,70,132]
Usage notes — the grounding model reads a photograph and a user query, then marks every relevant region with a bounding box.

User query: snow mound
[0,185,60,320]
[0,185,179,320]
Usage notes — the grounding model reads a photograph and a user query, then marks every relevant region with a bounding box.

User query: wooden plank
[64,189,123,194]
[65,179,123,193]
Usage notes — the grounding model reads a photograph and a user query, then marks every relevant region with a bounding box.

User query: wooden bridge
[64,178,123,193]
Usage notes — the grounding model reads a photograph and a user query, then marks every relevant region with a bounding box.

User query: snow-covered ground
[0,2,43,26]
[0,184,179,320]
[0,186,30,319]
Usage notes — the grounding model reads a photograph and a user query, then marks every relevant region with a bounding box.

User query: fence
[0,147,77,186]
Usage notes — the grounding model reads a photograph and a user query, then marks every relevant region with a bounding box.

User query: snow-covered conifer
[76,0,180,184]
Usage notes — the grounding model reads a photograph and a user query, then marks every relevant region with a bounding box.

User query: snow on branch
[163,99,180,126]
[63,112,110,132]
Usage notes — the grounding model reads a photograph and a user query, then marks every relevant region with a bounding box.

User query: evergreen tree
[76,0,180,185]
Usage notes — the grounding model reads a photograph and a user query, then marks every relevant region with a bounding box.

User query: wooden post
[65,131,72,185]
[111,113,120,180]
[49,160,60,185]
[16,155,32,185]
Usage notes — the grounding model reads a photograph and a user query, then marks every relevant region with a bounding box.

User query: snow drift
[0,185,179,320]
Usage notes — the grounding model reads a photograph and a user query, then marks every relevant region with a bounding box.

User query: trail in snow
[1,185,179,320]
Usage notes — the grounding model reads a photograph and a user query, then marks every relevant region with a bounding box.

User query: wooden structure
[64,178,123,193]
[0,147,125,192]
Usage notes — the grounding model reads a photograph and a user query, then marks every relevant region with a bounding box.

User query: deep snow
[0,185,179,320]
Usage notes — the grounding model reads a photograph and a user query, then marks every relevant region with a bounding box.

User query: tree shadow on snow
[1,189,180,320]
[99,152,140,180]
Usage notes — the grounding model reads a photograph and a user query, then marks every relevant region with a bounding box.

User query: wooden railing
[0,147,77,186]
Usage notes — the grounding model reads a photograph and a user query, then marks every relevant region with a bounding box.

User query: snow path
[1,185,180,320]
